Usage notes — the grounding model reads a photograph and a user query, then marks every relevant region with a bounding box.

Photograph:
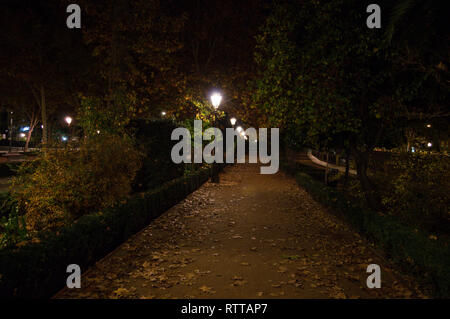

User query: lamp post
[210,93,222,183]
[230,117,237,126]
[65,116,72,145]
[9,111,13,153]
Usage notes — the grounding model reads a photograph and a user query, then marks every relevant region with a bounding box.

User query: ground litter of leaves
[55,163,426,299]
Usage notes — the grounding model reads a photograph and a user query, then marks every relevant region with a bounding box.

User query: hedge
[128,119,186,192]
[0,165,216,298]
[0,162,21,178]
[282,162,450,298]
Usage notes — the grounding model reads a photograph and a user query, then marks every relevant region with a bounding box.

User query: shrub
[0,193,26,248]
[0,165,213,298]
[380,153,450,235]
[0,162,21,178]
[0,205,27,248]
[0,193,16,220]
[286,167,450,297]
[127,119,185,192]
[10,134,142,233]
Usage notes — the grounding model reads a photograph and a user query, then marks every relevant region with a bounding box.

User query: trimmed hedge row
[0,165,215,298]
[287,165,450,297]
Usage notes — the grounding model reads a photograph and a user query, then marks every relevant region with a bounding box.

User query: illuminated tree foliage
[11,134,142,232]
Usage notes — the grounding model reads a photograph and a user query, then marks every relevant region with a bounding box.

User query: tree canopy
[253,0,449,208]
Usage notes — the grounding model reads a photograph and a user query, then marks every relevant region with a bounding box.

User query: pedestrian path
[55,163,424,299]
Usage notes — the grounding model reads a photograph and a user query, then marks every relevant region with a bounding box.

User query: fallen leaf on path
[278,266,287,273]
[282,255,300,260]
[231,280,247,286]
[111,287,131,298]
[272,283,282,288]
[199,286,215,294]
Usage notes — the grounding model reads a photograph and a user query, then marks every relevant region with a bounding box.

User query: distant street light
[427,142,432,147]
[65,116,72,126]
[161,111,166,116]
[65,116,73,144]
[426,124,431,128]
[236,126,243,133]
[230,117,237,126]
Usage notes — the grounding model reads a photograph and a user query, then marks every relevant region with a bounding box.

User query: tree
[0,0,89,146]
[253,0,448,210]
[74,0,187,133]
[11,84,40,152]
[172,0,267,125]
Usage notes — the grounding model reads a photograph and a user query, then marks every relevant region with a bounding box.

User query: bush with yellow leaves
[11,133,142,233]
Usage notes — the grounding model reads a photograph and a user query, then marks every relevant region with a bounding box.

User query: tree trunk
[25,129,32,152]
[353,150,380,211]
[40,84,47,146]
[25,122,37,152]
[344,149,350,187]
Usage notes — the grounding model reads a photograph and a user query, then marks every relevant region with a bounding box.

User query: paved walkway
[55,163,425,299]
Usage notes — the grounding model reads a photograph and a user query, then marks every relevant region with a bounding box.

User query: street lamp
[230,117,237,126]
[427,142,432,147]
[236,126,243,133]
[65,116,72,126]
[211,93,222,110]
[161,111,166,117]
[65,116,73,144]
[210,92,222,183]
